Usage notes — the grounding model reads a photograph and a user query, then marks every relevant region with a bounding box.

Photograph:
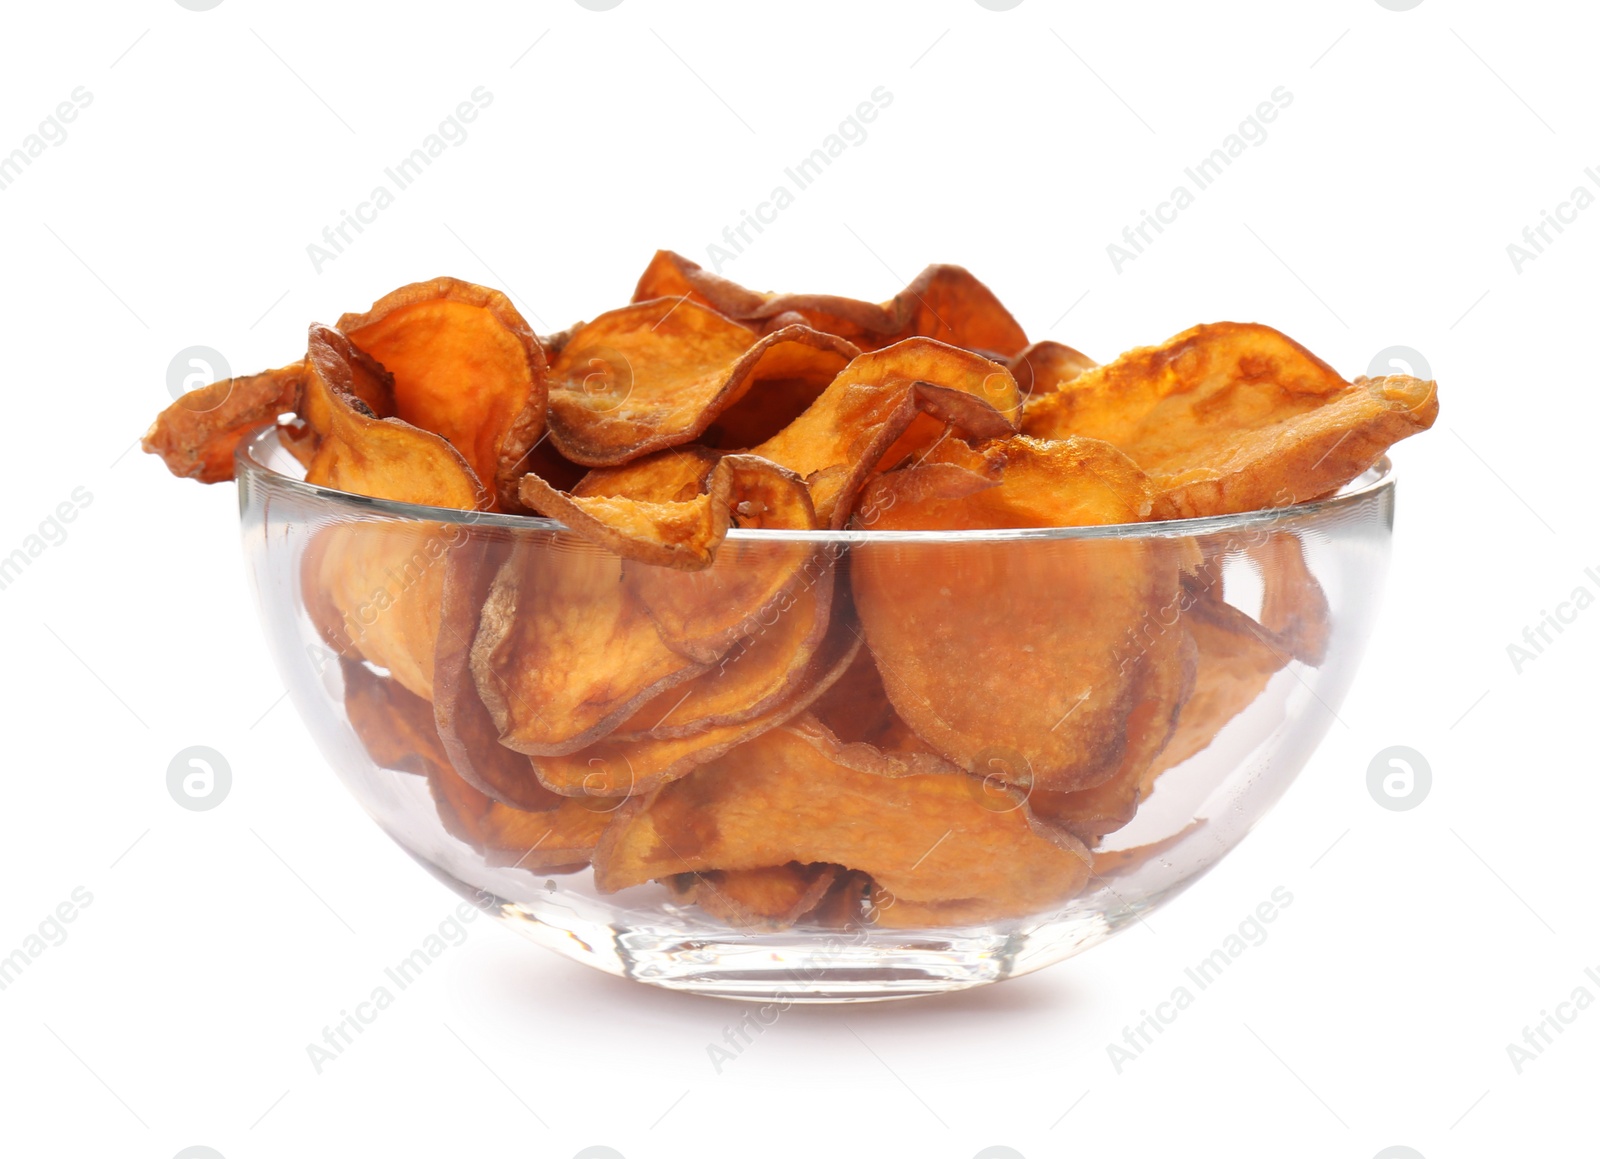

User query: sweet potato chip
[612,572,833,741]
[665,863,838,928]
[1029,623,1197,845]
[545,296,857,466]
[1008,340,1096,400]
[302,326,489,510]
[594,717,1092,922]
[471,537,707,755]
[750,338,1020,526]
[428,751,613,872]
[1020,321,1438,519]
[519,465,732,570]
[143,362,305,483]
[336,658,595,868]
[852,435,1177,793]
[631,251,1029,357]
[341,657,451,779]
[626,456,821,662]
[1250,531,1331,666]
[529,619,859,797]
[573,445,723,503]
[1145,590,1289,778]
[338,277,546,510]
[432,532,563,811]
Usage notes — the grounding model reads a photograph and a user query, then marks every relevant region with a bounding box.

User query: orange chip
[302,325,489,510]
[143,362,305,483]
[1008,340,1096,401]
[337,658,596,869]
[1028,622,1197,845]
[612,572,834,741]
[432,533,563,812]
[528,617,860,797]
[545,296,857,466]
[1020,321,1438,518]
[1144,585,1291,779]
[632,251,1030,357]
[519,465,732,571]
[470,537,707,755]
[593,716,1092,922]
[573,445,724,503]
[341,656,452,780]
[852,435,1172,792]
[296,327,487,700]
[428,750,614,872]
[665,863,839,928]
[750,337,1020,526]
[1251,531,1331,666]
[339,277,547,511]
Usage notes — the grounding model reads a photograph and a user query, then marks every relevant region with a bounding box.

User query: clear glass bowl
[237,426,1394,1003]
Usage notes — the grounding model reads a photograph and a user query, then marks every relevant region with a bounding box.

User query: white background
[0,1,1594,1156]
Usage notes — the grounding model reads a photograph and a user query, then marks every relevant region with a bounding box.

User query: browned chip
[612,572,834,741]
[338,277,547,510]
[528,617,859,797]
[1251,531,1331,666]
[1028,623,1197,845]
[470,537,707,756]
[593,716,1092,922]
[851,435,1173,792]
[631,251,1030,357]
[664,863,839,928]
[519,465,732,570]
[750,337,1020,526]
[1145,588,1291,779]
[1021,321,1438,518]
[573,445,724,503]
[1008,340,1096,400]
[545,296,857,466]
[428,752,614,872]
[432,532,563,812]
[143,362,305,483]
[337,658,592,869]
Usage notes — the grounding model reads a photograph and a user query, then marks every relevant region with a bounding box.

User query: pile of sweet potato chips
[146,252,1439,930]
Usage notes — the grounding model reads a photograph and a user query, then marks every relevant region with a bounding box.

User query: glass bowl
[236,425,1394,1003]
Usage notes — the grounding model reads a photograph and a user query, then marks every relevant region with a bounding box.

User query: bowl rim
[237,424,1395,543]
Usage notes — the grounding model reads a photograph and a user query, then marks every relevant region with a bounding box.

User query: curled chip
[143,362,305,483]
[297,326,488,700]
[545,295,857,466]
[1008,340,1096,400]
[1028,621,1197,845]
[632,250,1030,357]
[1144,578,1300,780]
[529,617,859,797]
[527,451,823,663]
[470,537,707,755]
[751,337,1021,526]
[301,325,489,510]
[433,533,563,811]
[852,434,1175,792]
[337,658,596,870]
[611,572,834,741]
[594,716,1092,922]
[1021,321,1439,519]
[664,864,839,928]
[339,277,546,511]
[341,656,451,780]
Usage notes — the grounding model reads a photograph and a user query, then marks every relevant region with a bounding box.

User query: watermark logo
[1506,566,1599,673]
[167,746,232,812]
[963,747,1032,812]
[167,345,230,403]
[1368,346,1430,380]
[573,345,635,413]
[1366,745,1430,811]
